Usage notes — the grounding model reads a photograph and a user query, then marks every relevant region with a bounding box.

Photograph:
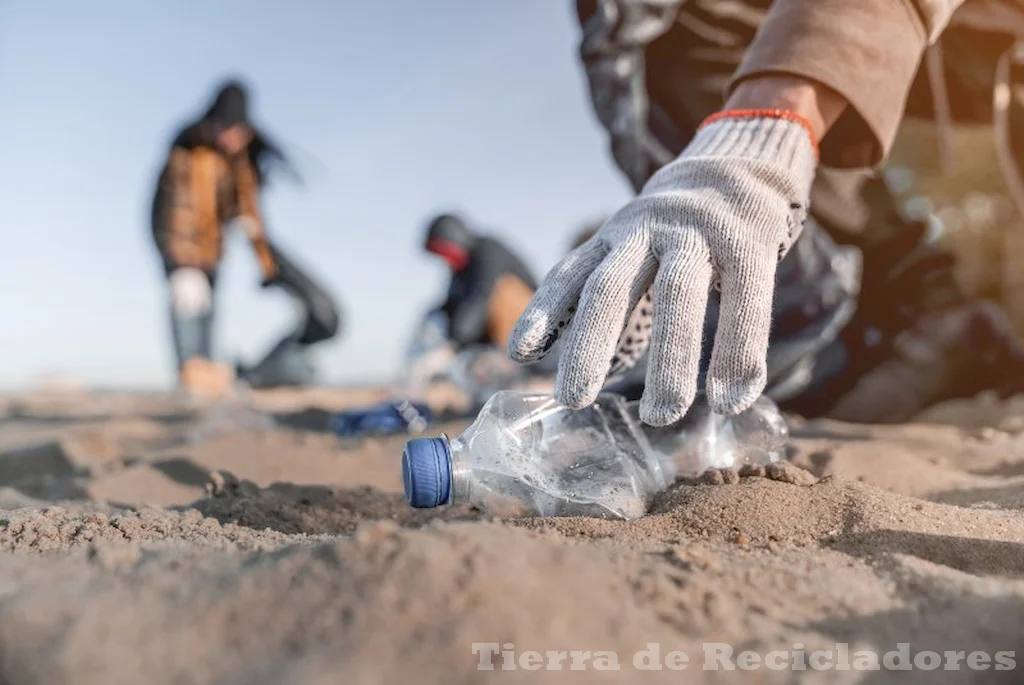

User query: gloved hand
[509,112,818,425]
[168,267,213,318]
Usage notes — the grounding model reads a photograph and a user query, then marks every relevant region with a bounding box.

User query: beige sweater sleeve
[731,0,965,168]
[917,0,967,40]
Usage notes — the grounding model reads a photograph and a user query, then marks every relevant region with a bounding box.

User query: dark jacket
[439,237,537,349]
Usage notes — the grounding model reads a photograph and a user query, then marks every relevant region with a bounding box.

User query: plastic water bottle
[402,391,788,520]
[403,311,456,389]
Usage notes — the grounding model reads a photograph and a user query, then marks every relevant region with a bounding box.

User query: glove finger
[639,239,713,426]
[555,238,657,409]
[706,246,779,414]
[508,239,607,363]
[606,286,654,380]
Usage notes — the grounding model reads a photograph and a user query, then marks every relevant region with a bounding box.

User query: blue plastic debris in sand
[333,399,433,437]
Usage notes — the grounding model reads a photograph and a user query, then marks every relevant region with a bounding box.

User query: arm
[729,0,966,167]
[156,148,203,269]
[233,157,279,284]
[448,241,531,347]
[508,0,967,423]
[447,262,496,348]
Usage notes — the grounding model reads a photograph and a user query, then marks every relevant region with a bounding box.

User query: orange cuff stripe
[699,108,820,158]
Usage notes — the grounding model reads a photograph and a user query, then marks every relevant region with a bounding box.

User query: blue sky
[0,0,632,390]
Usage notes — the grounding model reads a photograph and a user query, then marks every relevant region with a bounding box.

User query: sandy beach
[0,385,1021,684]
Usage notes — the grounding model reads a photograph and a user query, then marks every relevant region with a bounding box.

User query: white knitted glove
[169,267,213,318]
[509,113,817,425]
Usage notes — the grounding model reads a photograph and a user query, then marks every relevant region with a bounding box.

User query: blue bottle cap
[402,437,453,508]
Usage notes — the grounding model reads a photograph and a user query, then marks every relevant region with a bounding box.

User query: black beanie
[425,214,476,250]
[205,81,251,127]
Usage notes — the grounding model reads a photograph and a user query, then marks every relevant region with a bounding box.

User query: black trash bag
[237,241,342,388]
[270,241,341,345]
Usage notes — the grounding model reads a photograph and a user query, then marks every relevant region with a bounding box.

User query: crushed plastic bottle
[402,311,457,390]
[402,391,788,520]
[446,345,533,410]
[187,401,277,444]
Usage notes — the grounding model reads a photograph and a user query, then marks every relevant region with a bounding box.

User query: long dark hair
[172,79,302,187]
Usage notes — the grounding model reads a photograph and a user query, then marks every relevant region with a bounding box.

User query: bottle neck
[448,436,473,504]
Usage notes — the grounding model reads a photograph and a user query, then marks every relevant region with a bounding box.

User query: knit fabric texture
[508,115,817,424]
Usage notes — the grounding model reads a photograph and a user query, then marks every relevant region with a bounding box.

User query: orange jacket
[152,145,277,281]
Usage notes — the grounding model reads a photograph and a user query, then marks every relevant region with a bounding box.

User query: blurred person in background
[422,213,538,354]
[150,79,340,397]
[371,213,545,429]
[508,0,1024,424]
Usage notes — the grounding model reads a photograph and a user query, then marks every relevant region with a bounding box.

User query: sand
[0,386,1022,684]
